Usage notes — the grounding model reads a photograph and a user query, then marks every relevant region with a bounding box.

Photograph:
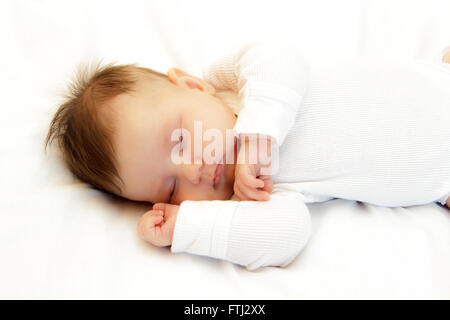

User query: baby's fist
[234,164,273,201]
[234,133,274,201]
[137,202,179,247]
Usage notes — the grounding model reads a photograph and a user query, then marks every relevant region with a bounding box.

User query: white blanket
[0,0,449,299]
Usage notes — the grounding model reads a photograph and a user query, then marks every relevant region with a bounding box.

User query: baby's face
[111,73,238,205]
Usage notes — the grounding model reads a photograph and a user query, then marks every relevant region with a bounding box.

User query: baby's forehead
[124,77,176,110]
[107,83,159,116]
[106,76,181,142]
[111,92,174,140]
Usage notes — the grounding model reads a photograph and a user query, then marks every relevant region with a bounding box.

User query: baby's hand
[234,134,274,201]
[137,202,179,247]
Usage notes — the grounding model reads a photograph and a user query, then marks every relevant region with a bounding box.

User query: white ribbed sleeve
[171,187,311,271]
[202,40,310,147]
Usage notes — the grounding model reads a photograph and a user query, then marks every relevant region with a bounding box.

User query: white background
[0,0,449,299]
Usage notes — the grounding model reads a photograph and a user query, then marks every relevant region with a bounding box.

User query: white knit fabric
[171,41,450,270]
[171,186,311,271]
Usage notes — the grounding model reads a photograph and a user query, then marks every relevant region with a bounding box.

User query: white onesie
[170,40,450,270]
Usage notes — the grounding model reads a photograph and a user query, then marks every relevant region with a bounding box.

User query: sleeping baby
[45,40,450,270]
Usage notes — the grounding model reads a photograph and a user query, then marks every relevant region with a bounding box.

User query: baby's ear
[168,67,187,79]
[167,67,216,96]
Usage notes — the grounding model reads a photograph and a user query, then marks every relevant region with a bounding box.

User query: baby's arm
[139,187,310,270]
[203,40,310,147]
[202,40,310,200]
[138,187,311,270]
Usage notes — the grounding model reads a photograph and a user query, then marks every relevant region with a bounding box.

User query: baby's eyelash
[178,118,183,143]
[179,128,184,143]
[177,129,184,153]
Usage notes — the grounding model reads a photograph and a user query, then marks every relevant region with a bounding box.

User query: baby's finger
[152,210,164,216]
[233,182,249,201]
[261,180,273,193]
[137,213,163,239]
[258,175,274,193]
[237,180,270,201]
[144,213,164,229]
[235,179,256,200]
[240,171,264,189]
[152,202,166,212]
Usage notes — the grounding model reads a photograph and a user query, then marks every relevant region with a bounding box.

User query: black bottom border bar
[0,299,445,318]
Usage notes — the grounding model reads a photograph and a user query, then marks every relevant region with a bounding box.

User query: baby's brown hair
[45,62,169,195]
